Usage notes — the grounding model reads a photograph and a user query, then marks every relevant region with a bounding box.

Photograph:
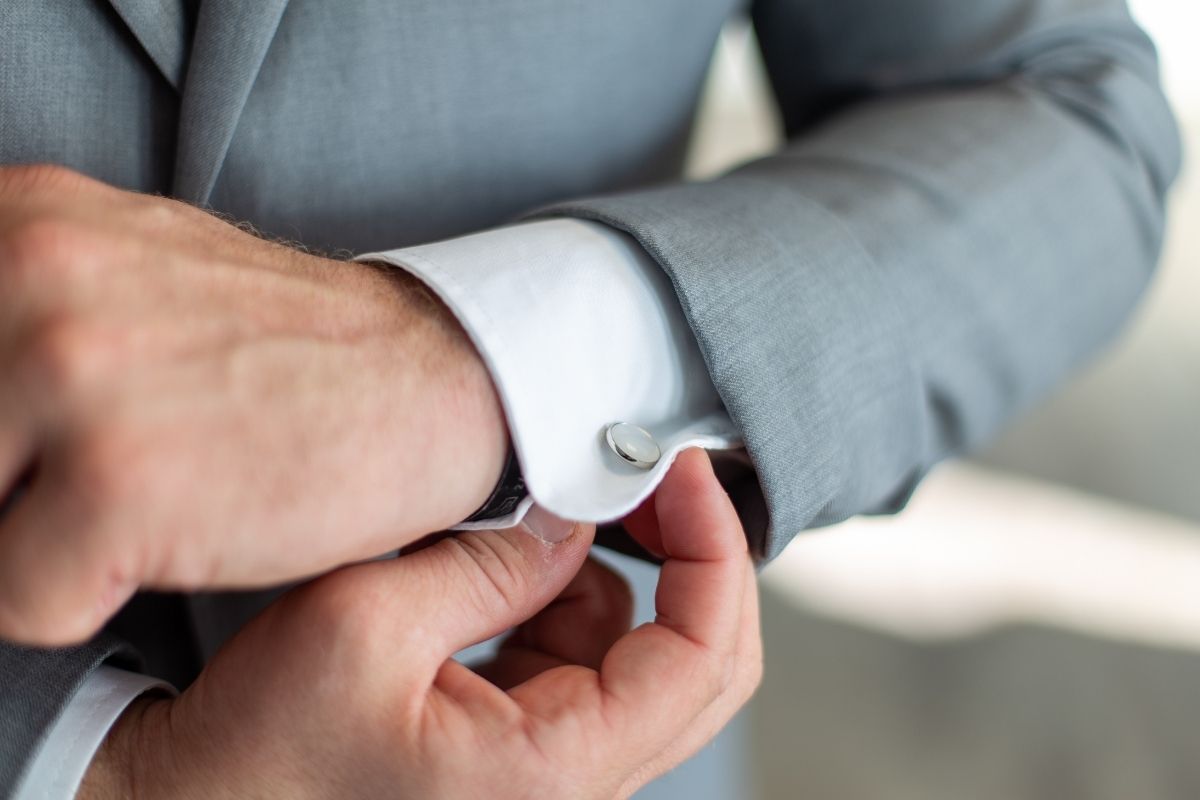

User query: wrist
[372,262,512,520]
[90,694,254,800]
[79,696,171,800]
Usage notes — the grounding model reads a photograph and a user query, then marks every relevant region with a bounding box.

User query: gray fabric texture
[543,0,1182,558]
[0,637,129,794]
[0,0,1180,793]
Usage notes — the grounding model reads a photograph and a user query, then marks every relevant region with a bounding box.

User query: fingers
[346,505,595,674]
[475,556,634,690]
[0,402,34,510]
[511,448,754,771]
[619,492,665,560]
[619,446,747,652]
[0,437,34,524]
[0,344,41,533]
[595,447,750,754]
[0,457,136,645]
[615,559,763,797]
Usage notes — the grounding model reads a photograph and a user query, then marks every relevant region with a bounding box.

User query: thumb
[394,505,594,663]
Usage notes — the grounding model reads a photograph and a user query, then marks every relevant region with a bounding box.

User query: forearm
[534,0,1180,558]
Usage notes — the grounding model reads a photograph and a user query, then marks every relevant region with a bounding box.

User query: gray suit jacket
[0,0,1180,793]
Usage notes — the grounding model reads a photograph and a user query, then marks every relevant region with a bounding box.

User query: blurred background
[625,2,1199,797]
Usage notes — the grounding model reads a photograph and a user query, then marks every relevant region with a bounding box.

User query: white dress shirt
[13,667,173,800]
[19,219,742,798]
[363,219,743,527]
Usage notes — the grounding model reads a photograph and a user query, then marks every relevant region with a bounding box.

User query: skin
[0,164,762,795]
[78,448,762,799]
[0,164,509,645]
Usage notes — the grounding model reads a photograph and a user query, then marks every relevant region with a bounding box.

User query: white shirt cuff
[359,218,743,527]
[14,666,175,800]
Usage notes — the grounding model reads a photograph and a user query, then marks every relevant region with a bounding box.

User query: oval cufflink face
[605,422,661,469]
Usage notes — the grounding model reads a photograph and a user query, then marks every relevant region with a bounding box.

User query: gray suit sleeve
[0,637,128,797]
[538,0,1181,560]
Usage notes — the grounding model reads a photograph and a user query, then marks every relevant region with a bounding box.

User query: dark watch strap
[460,445,527,523]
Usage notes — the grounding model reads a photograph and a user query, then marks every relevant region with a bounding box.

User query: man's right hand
[79,449,762,800]
[0,164,511,645]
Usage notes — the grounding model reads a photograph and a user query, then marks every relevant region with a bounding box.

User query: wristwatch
[460,445,528,523]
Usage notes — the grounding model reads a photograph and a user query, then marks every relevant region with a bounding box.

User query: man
[0,0,1180,796]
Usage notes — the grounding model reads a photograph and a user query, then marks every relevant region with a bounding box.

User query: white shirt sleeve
[14,666,175,800]
[358,218,744,528]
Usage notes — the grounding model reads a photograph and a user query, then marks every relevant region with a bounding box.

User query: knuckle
[1,216,88,278]
[693,640,739,703]
[20,314,111,391]
[715,653,737,697]
[0,519,133,649]
[138,197,182,232]
[139,194,197,229]
[142,532,220,591]
[67,427,145,508]
[727,628,764,707]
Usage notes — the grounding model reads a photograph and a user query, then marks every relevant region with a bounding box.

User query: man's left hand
[0,164,509,645]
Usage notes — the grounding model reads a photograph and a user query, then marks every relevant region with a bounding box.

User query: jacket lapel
[173,0,291,205]
[106,0,193,91]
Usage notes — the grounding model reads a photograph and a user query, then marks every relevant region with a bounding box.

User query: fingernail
[520,504,575,544]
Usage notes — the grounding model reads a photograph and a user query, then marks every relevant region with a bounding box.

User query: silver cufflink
[604,422,660,469]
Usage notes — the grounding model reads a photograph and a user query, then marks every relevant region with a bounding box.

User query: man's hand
[0,164,509,645]
[79,448,761,800]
